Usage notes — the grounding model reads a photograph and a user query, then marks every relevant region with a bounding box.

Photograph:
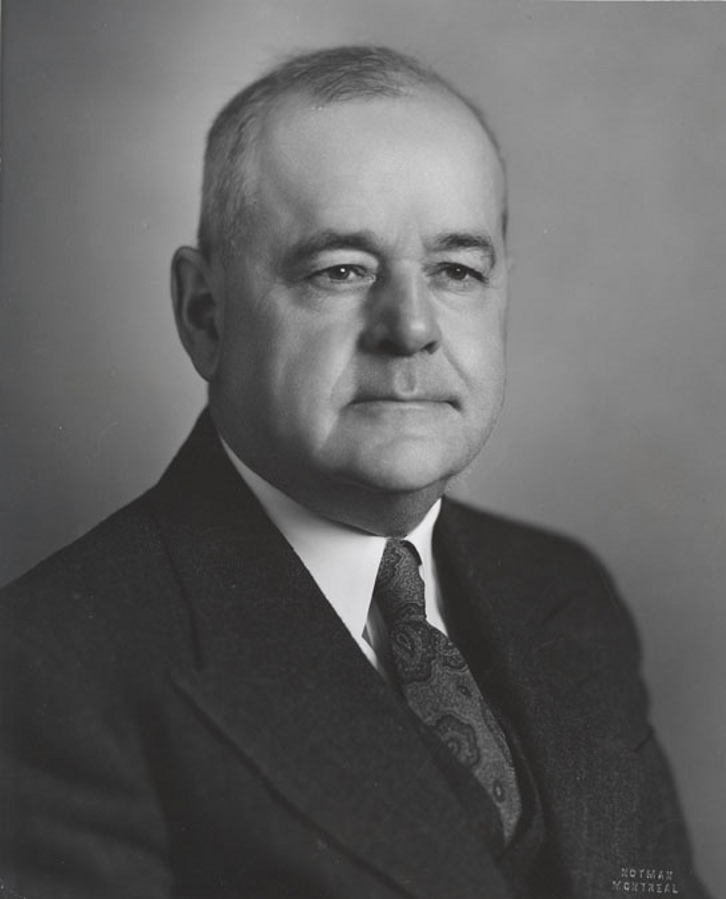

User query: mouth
[350,395,459,410]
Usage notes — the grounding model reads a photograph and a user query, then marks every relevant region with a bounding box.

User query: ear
[171,247,223,382]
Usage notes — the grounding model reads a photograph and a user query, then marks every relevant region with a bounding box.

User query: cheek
[449,305,506,392]
[255,315,361,428]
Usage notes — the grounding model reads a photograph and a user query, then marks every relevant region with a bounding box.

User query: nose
[361,271,442,356]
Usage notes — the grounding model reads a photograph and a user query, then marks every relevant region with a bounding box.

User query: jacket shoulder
[439,497,641,658]
[441,496,607,574]
[0,489,188,672]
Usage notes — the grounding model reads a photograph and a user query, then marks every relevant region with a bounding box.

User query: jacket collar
[150,411,514,899]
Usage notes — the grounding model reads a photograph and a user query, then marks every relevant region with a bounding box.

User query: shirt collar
[219,438,441,646]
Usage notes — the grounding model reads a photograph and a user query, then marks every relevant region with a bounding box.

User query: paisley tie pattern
[374,539,522,844]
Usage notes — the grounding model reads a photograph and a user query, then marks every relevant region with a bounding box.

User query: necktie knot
[374,539,426,627]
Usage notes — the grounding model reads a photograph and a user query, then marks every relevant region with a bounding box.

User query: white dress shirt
[220,440,449,675]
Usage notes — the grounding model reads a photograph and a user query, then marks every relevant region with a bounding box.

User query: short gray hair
[197,45,506,262]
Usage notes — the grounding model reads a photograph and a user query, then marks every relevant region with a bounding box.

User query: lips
[351,368,460,407]
[351,395,453,404]
[350,392,459,412]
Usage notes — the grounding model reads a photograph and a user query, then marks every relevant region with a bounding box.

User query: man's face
[211,90,508,519]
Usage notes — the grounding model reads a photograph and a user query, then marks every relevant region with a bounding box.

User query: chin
[341,442,468,496]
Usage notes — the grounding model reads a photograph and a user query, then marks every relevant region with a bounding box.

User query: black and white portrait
[1,2,723,897]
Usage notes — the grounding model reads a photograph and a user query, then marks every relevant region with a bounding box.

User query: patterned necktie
[373,538,522,844]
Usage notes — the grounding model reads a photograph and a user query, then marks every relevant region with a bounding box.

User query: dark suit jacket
[0,412,708,899]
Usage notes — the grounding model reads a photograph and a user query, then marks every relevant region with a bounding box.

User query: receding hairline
[257,80,501,153]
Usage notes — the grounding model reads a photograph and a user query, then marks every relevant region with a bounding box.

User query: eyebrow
[284,229,496,267]
[286,230,380,267]
[428,232,496,264]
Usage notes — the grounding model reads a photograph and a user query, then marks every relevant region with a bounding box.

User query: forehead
[245,90,505,244]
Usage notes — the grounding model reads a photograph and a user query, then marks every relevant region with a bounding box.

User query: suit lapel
[150,413,513,899]
[435,500,657,895]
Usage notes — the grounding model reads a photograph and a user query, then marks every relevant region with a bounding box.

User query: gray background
[2,1,724,891]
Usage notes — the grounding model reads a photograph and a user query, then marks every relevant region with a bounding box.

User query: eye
[316,264,369,282]
[438,263,487,284]
[306,263,376,292]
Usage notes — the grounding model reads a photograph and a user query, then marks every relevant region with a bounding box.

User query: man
[0,46,708,899]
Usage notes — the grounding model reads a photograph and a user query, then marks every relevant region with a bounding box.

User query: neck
[245,463,445,536]
[290,479,446,537]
